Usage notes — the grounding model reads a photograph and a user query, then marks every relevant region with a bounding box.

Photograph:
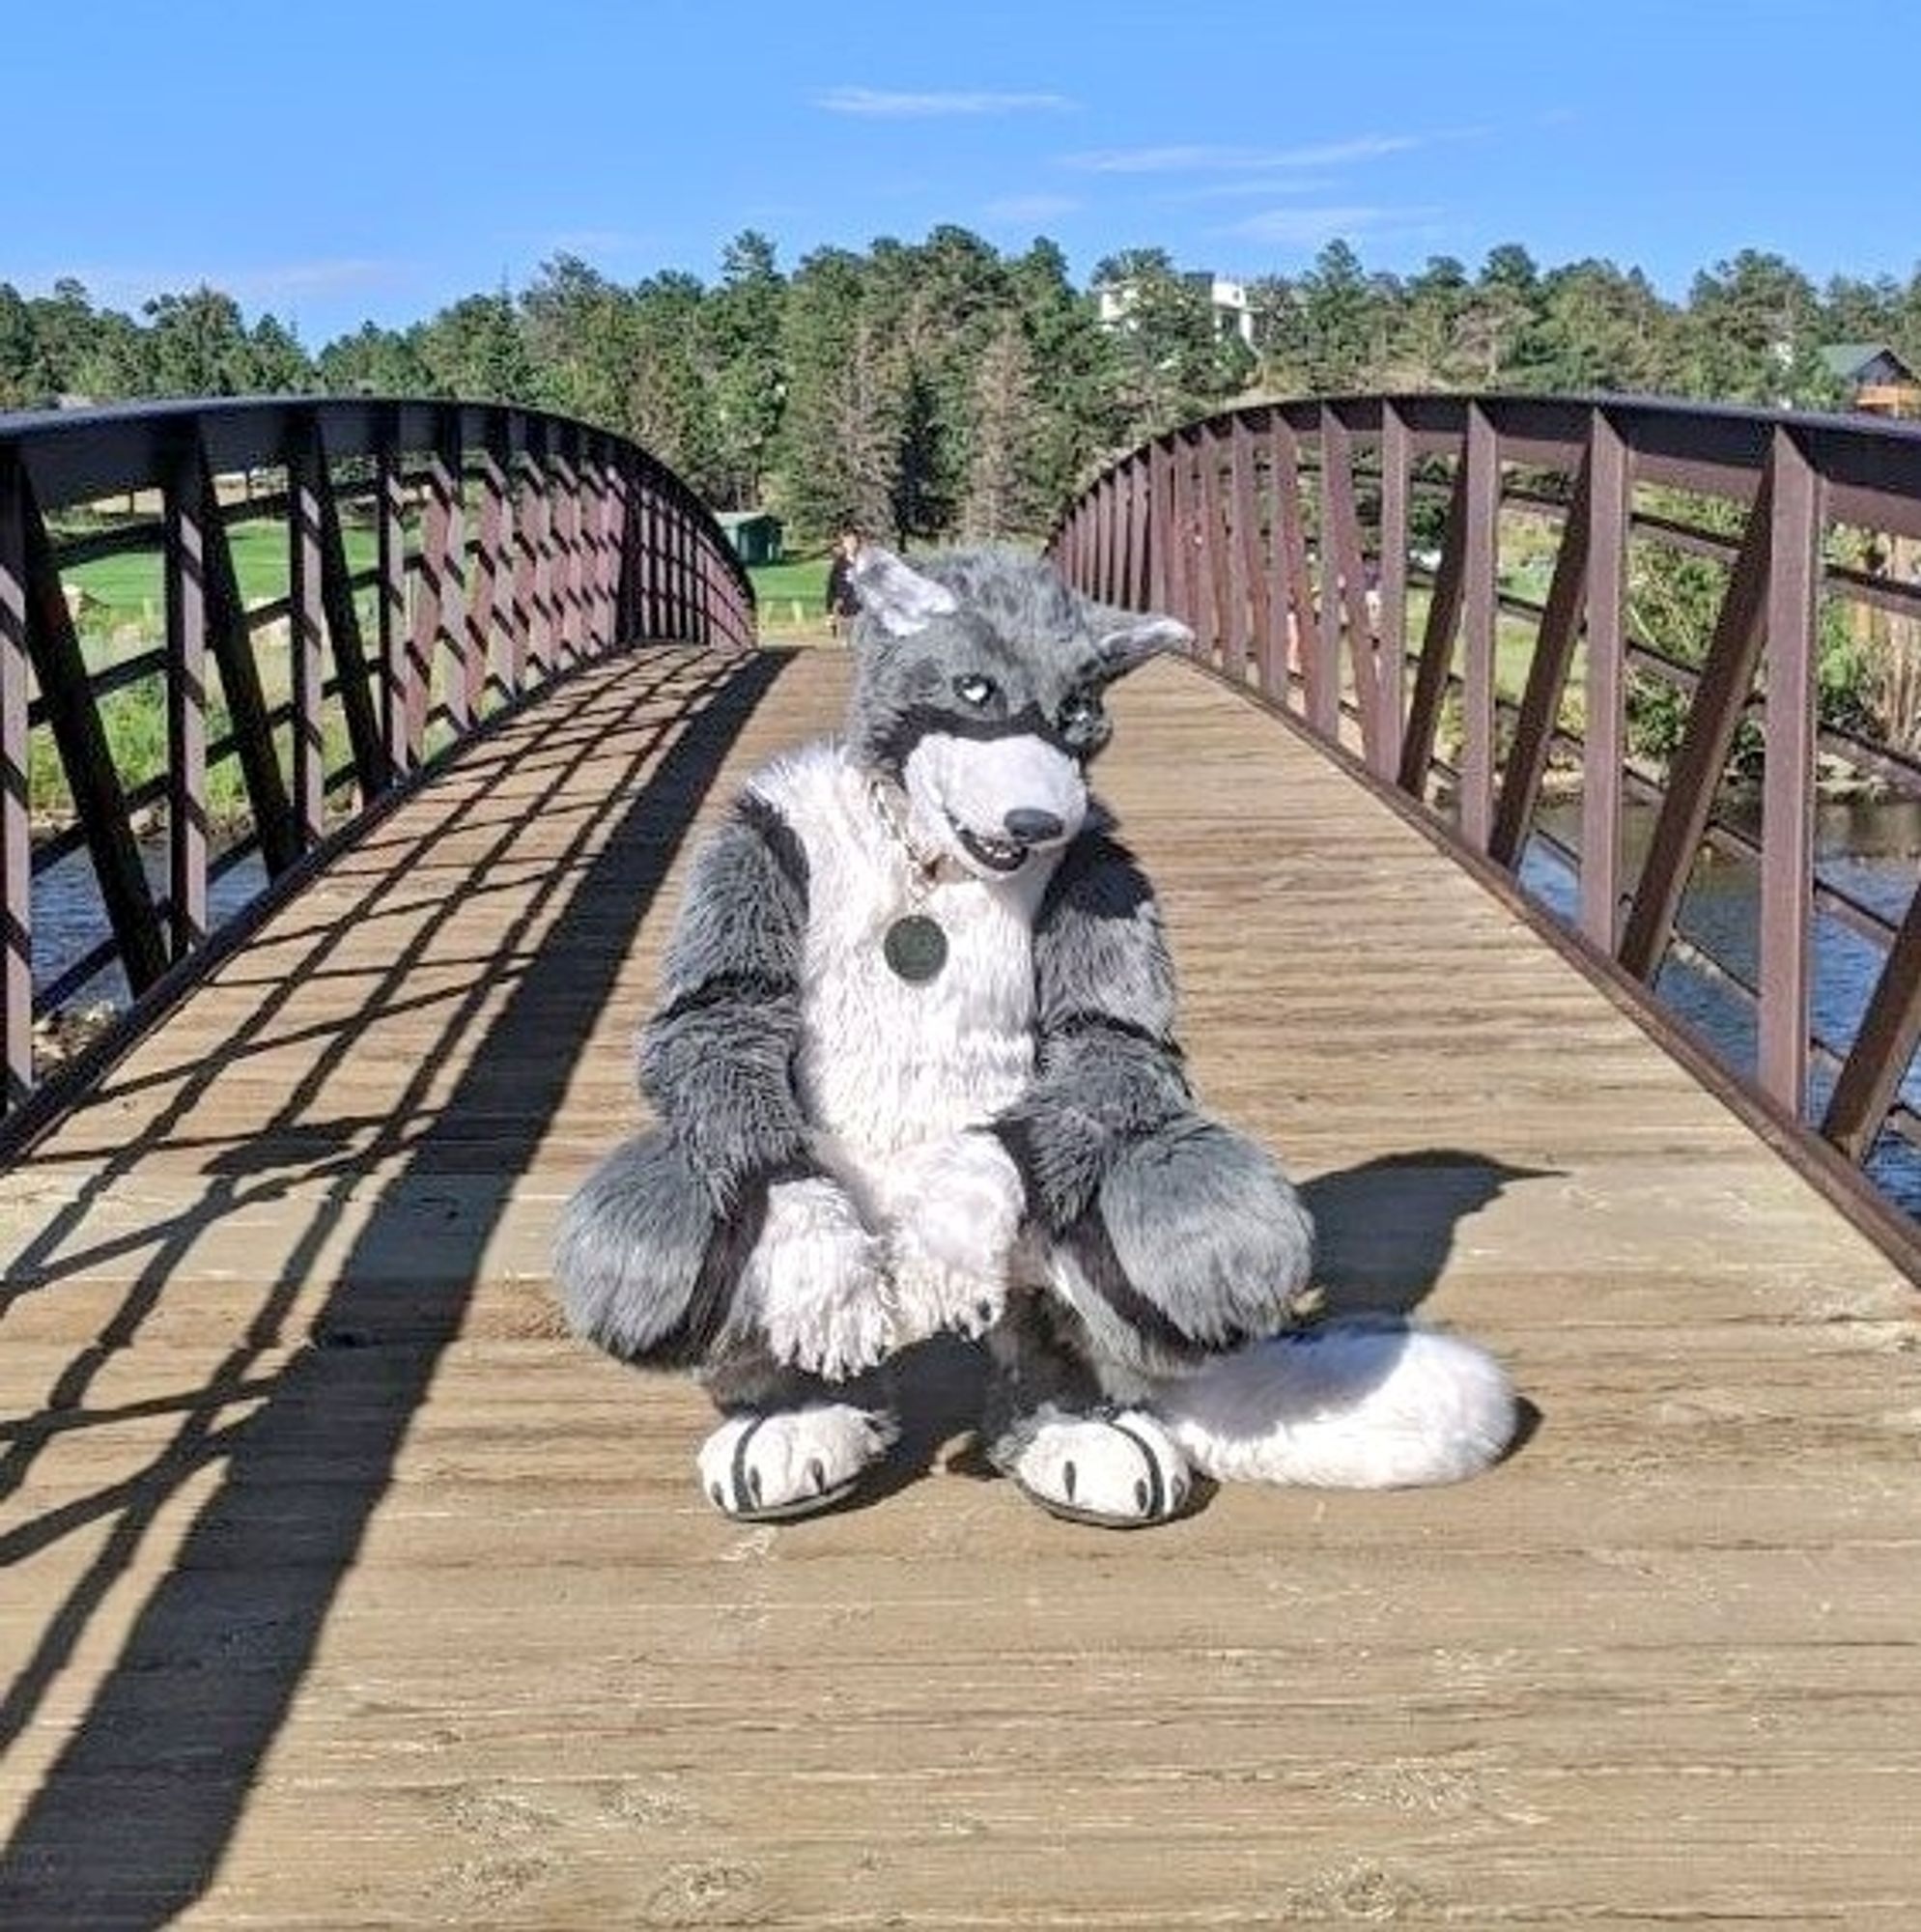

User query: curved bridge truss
[0,397,754,1134]
[1054,395,1921,1250]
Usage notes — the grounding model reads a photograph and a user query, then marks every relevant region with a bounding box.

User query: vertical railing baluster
[1088,471,1110,605]
[1202,424,1232,671]
[1269,414,1315,717]
[409,419,461,752]
[0,449,32,1106]
[1458,403,1500,851]
[377,420,409,776]
[554,435,582,665]
[1126,453,1150,611]
[1758,427,1822,1114]
[564,433,587,657]
[598,446,622,649]
[1230,418,1264,693]
[632,463,656,642]
[1301,413,1340,738]
[289,421,326,847]
[162,432,209,956]
[532,438,557,681]
[1147,438,1173,617]
[439,413,469,727]
[602,453,629,646]
[1376,402,1411,781]
[509,450,537,692]
[1581,411,1629,953]
[469,429,508,714]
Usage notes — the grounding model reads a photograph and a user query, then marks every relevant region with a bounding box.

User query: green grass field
[748,553,836,640]
[64,520,378,634]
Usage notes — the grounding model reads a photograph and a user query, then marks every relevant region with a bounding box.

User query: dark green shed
[718,510,783,566]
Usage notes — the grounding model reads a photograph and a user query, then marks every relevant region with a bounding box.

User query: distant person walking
[825,527,862,639]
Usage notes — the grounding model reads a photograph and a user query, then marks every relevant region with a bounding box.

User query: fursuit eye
[953,673,998,708]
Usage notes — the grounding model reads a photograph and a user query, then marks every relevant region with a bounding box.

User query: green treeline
[5,232,1917,548]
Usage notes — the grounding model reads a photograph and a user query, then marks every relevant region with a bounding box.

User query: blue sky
[6,0,1913,346]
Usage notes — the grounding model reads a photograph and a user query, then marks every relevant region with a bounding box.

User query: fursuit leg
[983,1292,1193,1529]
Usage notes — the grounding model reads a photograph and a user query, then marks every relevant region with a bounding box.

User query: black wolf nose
[1003,808,1064,844]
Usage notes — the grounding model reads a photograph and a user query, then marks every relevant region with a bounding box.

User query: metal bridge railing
[0,395,755,1135]
[1052,393,1921,1264]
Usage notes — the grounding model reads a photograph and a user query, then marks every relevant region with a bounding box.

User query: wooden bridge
[1,398,1918,1927]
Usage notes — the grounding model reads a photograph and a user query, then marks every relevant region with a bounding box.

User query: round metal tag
[883,914,948,983]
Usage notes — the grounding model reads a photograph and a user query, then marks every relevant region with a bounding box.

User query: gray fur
[553,1129,726,1363]
[555,543,1316,1519]
[553,798,821,1369]
[1097,1119,1316,1360]
[988,830,1190,1231]
[638,803,815,1208]
[845,545,1188,773]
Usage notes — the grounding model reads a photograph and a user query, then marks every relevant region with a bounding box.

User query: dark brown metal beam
[1618,459,1776,983]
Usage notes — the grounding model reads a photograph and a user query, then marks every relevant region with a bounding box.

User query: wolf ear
[850,545,959,637]
[1090,610,1193,683]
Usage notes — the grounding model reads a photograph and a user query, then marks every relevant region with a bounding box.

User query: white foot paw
[1010,1408,1191,1529]
[884,1133,1021,1344]
[745,1178,897,1381]
[697,1406,897,1522]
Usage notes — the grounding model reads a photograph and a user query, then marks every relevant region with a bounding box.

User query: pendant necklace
[868,776,949,983]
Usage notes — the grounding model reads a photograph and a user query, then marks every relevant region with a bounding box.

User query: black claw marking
[728,1415,769,1516]
[1134,1477,1150,1514]
[709,1484,726,1510]
[1108,1417,1171,1520]
[1062,1459,1078,1502]
[747,1466,764,1505]
[809,1457,827,1495]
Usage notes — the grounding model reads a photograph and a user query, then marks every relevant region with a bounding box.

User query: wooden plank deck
[1,641,1917,1929]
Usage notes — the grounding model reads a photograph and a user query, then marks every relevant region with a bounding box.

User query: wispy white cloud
[817,86,1074,118]
[982,192,1081,224]
[1062,133,1424,174]
[1158,176,1339,204]
[1222,204,1441,244]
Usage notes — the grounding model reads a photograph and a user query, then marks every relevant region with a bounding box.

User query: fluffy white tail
[1152,1318,1515,1490]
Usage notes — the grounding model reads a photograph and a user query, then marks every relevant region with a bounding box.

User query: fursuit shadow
[0,645,795,1928]
[1300,1148,1558,1321]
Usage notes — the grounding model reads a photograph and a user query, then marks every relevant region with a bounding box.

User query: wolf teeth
[955,826,1028,872]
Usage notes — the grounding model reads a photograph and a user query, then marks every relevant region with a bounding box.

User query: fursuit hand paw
[745,1177,898,1381]
[884,1133,1023,1344]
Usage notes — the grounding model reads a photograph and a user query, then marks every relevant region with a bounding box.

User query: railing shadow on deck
[0,644,792,1926]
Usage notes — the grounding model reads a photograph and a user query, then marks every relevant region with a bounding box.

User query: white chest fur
[747,744,1053,1179]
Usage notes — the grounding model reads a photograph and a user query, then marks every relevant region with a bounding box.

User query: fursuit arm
[988,821,1314,1378]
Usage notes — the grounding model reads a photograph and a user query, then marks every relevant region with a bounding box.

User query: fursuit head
[554,544,1516,1527]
